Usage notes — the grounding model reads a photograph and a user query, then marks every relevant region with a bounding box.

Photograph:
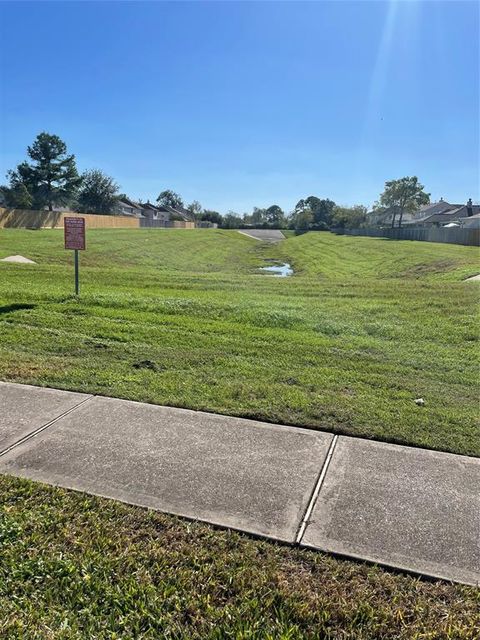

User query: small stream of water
[259,263,293,277]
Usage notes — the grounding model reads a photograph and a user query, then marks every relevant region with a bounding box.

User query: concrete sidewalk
[238,229,285,242]
[0,381,478,586]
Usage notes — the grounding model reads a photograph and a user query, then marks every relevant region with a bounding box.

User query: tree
[306,196,336,227]
[291,196,336,229]
[287,200,305,229]
[157,190,184,209]
[293,209,313,231]
[221,212,242,229]
[265,205,286,228]
[0,182,33,209]
[379,177,430,228]
[251,207,266,226]
[304,196,321,215]
[370,200,385,212]
[293,199,306,214]
[76,169,120,214]
[187,200,203,218]
[332,204,367,229]
[8,132,81,211]
[202,209,223,225]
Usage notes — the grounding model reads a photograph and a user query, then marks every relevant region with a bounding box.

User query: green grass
[1,229,479,637]
[270,230,480,280]
[1,474,479,640]
[0,228,479,456]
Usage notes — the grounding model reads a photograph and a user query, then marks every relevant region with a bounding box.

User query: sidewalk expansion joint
[0,395,94,458]
[295,434,338,545]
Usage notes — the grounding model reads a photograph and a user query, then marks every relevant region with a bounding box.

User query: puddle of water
[259,262,293,277]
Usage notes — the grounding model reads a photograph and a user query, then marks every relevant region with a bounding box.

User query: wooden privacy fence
[140,219,195,229]
[334,227,480,247]
[0,208,196,230]
[0,208,139,229]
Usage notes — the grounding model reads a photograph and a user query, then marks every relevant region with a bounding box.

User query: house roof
[415,201,459,217]
[118,198,143,211]
[142,202,162,212]
[156,204,194,221]
[460,211,480,220]
[369,200,478,226]
[457,207,480,219]
[175,205,195,221]
[423,204,480,223]
[402,202,469,225]
[367,205,399,217]
[421,208,466,224]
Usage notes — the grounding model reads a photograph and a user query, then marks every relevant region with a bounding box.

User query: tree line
[1,132,430,230]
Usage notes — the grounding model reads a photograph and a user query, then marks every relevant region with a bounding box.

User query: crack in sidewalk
[295,434,339,545]
[0,395,94,458]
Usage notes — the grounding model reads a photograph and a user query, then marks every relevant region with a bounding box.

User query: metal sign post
[64,217,86,295]
[74,249,80,295]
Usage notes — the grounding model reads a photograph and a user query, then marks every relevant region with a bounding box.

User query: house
[367,205,401,227]
[141,202,170,223]
[138,202,196,227]
[461,212,480,229]
[371,200,460,227]
[156,204,194,222]
[400,201,460,226]
[414,200,480,227]
[115,197,144,217]
[368,199,477,228]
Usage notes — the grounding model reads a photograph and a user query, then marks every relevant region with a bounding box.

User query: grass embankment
[0,228,479,456]
[1,229,479,637]
[1,475,479,639]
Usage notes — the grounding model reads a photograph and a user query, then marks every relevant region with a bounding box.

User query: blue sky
[0,1,478,213]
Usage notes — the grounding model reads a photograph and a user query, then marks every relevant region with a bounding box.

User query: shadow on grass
[0,303,36,314]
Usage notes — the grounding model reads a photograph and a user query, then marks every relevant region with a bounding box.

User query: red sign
[64,217,86,250]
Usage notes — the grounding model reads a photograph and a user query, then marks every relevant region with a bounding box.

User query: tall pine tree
[8,133,81,210]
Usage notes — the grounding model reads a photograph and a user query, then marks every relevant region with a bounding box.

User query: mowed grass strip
[0,228,479,455]
[1,475,479,640]
[268,230,480,281]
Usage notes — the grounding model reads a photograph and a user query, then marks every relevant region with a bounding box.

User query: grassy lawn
[1,229,479,637]
[0,228,479,456]
[1,474,479,640]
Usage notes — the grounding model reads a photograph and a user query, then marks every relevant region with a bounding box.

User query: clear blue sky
[0,1,478,213]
